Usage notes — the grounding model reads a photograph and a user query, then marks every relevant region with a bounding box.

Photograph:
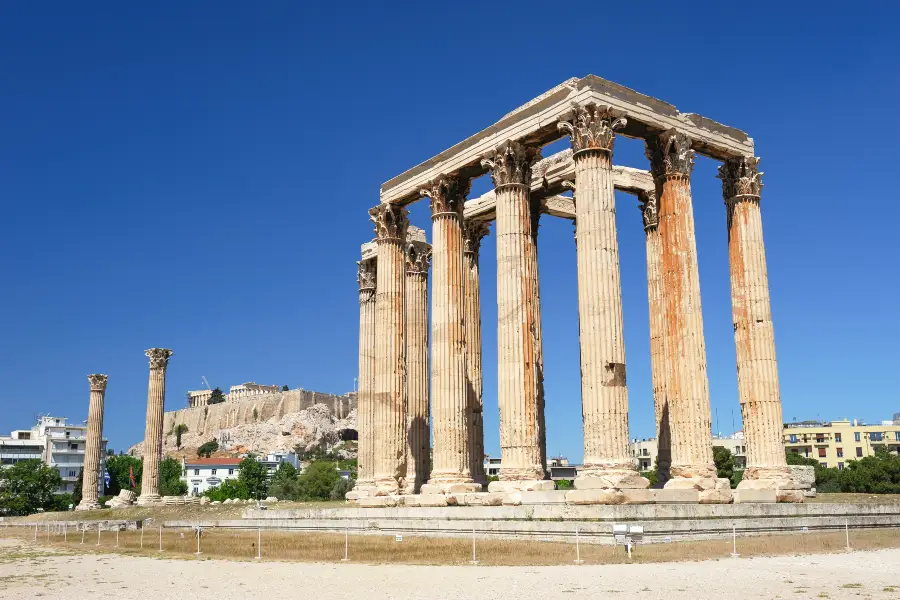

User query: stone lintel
[381,74,754,205]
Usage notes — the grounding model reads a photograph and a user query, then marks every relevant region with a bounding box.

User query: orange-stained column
[559,104,648,492]
[76,374,108,510]
[646,130,730,502]
[420,176,480,494]
[137,348,173,505]
[350,256,377,499]
[719,157,800,502]
[481,141,548,489]
[370,204,409,496]
[639,190,671,486]
[403,240,431,494]
[463,220,491,487]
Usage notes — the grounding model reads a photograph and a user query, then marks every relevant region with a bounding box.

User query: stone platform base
[420,482,484,495]
[74,502,102,511]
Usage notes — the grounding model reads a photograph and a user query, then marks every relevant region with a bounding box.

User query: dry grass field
[3,525,900,566]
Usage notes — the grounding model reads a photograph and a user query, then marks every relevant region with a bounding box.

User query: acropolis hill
[129,386,357,458]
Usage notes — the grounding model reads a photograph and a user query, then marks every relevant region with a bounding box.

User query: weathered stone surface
[519,491,568,505]
[502,492,522,506]
[137,348,172,506]
[733,489,776,504]
[565,489,626,505]
[359,496,402,508]
[356,256,377,492]
[415,494,449,507]
[488,479,554,493]
[655,489,700,503]
[420,482,482,495]
[574,471,650,490]
[463,220,490,486]
[621,489,657,504]
[776,489,805,503]
[699,488,734,504]
[76,374,108,511]
[404,239,431,494]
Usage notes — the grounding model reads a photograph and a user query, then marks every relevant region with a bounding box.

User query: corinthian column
[640,190,671,486]
[137,348,173,505]
[646,131,730,501]
[419,175,480,494]
[559,105,648,492]
[719,157,798,501]
[370,204,409,495]
[351,257,377,499]
[463,220,491,486]
[76,374,108,511]
[481,141,547,488]
[403,240,431,494]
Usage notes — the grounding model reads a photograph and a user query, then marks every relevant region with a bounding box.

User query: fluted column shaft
[370,204,408,495]
[463,221,490,485]
[77,374,108,510]
[720,157,788,479]
[356,259,377,491]
[422,176,475,490]
[530,204,547,470]
[138,349,172,504]
[404,242,431,493]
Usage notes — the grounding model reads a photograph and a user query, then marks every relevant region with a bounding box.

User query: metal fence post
[574,526,584,565]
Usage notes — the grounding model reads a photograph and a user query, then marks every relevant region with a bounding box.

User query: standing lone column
[420,176,480,494]
[559,104,648,492]
[646,130,730,501]
[481,141,547,488]
[719,157,798,501]
[639,190,671,486]
[137,348,173,505]
[76,374,108,510]
[404,240,432,494]
[351,256,377,499]
[463,220,491,486]
[370,204,409,495]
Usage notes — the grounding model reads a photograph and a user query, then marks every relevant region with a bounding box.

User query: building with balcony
[783,419,900,469]
[629,434,747,472]
[0,416,107,494]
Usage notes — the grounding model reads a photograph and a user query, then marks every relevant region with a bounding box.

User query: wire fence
[4,519,899,566]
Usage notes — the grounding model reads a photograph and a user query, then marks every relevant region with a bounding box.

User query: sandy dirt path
[2,538,899,600]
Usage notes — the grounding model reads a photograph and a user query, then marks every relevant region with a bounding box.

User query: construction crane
[202,376,211,390]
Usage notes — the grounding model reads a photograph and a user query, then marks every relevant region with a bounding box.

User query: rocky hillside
[129,389,357,458]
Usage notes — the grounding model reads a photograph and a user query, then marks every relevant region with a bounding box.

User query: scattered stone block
[415,494,449,507]
[776,489,805,503]
[565,489,625,505]
[502,492,522,506]
[733,489,776,504]
[656,489,700,503]
[699,488,733,504]
[621,489,656,504]
[519,490,568,505]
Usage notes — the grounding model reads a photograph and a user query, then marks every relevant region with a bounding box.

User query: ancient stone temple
[354,75,796,506]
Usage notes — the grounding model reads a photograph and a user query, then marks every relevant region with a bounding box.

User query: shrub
[329,477,355,500]
[204,479,250,502]
[297,461,341,501]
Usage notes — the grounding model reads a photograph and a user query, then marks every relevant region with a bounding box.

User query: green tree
[238,458,269,499]
[0,459,64,516]
[72,468,84,505]
[207,387,226,405]
[106,455,142,496]
[52,493,75,512]
[269,462,300,500]
[197,439,219,458]
[713,446,735,485]
[203,478,250,502]
[297,460,340,501]
[329,477,355,500]
[281,385,290,392]
[174,424,189,449]
[159,457,188,496]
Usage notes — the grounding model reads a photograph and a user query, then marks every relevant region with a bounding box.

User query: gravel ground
[2,538,899,599]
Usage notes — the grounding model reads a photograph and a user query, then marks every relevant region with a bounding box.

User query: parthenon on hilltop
[352,75,801,507]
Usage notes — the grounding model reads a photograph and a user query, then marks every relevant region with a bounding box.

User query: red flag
[129,465,136,488]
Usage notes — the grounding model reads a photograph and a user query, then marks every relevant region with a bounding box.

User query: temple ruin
[352,75,801,506]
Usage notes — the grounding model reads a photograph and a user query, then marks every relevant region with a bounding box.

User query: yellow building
[783,419,900,469]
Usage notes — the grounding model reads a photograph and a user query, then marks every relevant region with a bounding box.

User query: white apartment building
[182,457,243,496]
[0,416,107,495]
[630,433,747,471]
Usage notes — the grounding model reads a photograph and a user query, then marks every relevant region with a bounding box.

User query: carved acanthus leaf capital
[420,174,470,218]
[462,220,491,256]
[645,129,695,180]
[718,156,763,200]
[638,190,659,232]
[557,103,627,154]
[405,241,432,275]
[480,140,541,188]
[87,374,109,391]
[145,348,173,369]
[369,204,409,242]
[357,259,376,292]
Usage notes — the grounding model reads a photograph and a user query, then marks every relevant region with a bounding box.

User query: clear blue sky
[1,2,897,461]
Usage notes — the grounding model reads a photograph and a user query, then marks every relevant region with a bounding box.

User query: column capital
[462,220,491,256]
[420,174,470,219]
[480,140,541,188]
[87,374,108,391]
[357,259,377,292]
[369,204,409,242]
[145,348,173,369]
[405,240,432,275]
[645,129,695,181]
[557,103,627,156]
[638,189,659,232]
[718,156,763,201]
